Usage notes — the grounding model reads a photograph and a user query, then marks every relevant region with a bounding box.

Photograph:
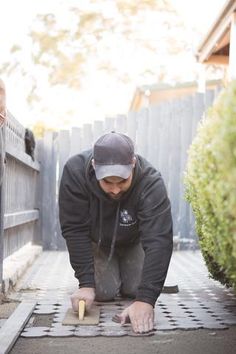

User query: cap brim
[95,164,133,180]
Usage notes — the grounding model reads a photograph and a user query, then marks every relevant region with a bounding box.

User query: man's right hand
[71,287,95,312]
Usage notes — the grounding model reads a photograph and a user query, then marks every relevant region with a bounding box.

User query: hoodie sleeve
[136,171,173,306]
[58,159,95,288]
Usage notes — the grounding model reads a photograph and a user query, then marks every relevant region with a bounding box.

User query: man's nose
[111,185,121,194]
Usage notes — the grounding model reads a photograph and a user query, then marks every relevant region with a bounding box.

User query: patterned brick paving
[10,251,236,337]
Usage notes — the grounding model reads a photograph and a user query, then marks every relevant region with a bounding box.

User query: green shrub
[184,81,236,290]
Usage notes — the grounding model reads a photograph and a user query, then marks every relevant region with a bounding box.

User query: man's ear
[132,156,136,168]
[91,159,95,170]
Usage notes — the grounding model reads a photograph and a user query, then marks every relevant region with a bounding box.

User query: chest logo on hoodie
[120,209,137,227]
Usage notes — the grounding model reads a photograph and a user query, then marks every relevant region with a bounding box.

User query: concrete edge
[2,244,43,294]
[0,300,36,354]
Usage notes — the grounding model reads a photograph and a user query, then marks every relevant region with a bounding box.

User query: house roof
[197,0,236,65]
[129,80,221,111]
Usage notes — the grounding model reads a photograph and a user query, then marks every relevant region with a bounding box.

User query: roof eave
[197,0,236,63]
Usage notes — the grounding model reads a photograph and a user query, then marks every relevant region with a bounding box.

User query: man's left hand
[118,301,154,333]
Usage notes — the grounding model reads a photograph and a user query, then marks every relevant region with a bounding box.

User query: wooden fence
[0,86,221,292]
[0,112,41,287]
[39,88,221,251]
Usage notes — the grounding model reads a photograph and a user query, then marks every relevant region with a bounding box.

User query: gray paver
[74,326,101,336]
[48,328,75,337]
[33,305,58,315]
[21,327,50,338]
[7,250,235,338]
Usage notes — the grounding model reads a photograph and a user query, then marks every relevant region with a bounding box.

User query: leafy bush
[184,81,236,290]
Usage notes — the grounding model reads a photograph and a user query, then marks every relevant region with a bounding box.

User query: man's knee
[121,281,138,298]
[93,245,120,301]
[95,285,117,301]
[119,242,144,298]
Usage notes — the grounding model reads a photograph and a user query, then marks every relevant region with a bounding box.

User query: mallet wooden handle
[78,300,86,320]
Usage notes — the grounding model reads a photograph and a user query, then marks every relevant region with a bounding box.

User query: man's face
[99,174,133,200]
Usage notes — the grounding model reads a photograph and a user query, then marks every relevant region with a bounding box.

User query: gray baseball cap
[93,132,135,180]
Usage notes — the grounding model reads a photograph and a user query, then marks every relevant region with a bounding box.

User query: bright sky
[0,0,227,129]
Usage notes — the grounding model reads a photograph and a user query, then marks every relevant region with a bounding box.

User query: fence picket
[127,111,137,145]
[93,120,104,141]
[70,127,82,157]
[180,96,194,239]
[115,114,127,133]
[104,117,115,133]
[136,108,148,157]
[40,132,57,250]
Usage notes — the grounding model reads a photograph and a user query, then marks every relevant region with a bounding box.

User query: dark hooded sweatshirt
[59,150,173,307]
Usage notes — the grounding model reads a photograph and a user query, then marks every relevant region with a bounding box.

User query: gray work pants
[93,242,145,301]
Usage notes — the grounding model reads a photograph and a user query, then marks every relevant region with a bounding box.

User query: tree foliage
[0,0,191,107]
[30,120,55,138]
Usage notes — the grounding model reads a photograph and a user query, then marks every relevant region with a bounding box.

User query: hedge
[184,81,236,290]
